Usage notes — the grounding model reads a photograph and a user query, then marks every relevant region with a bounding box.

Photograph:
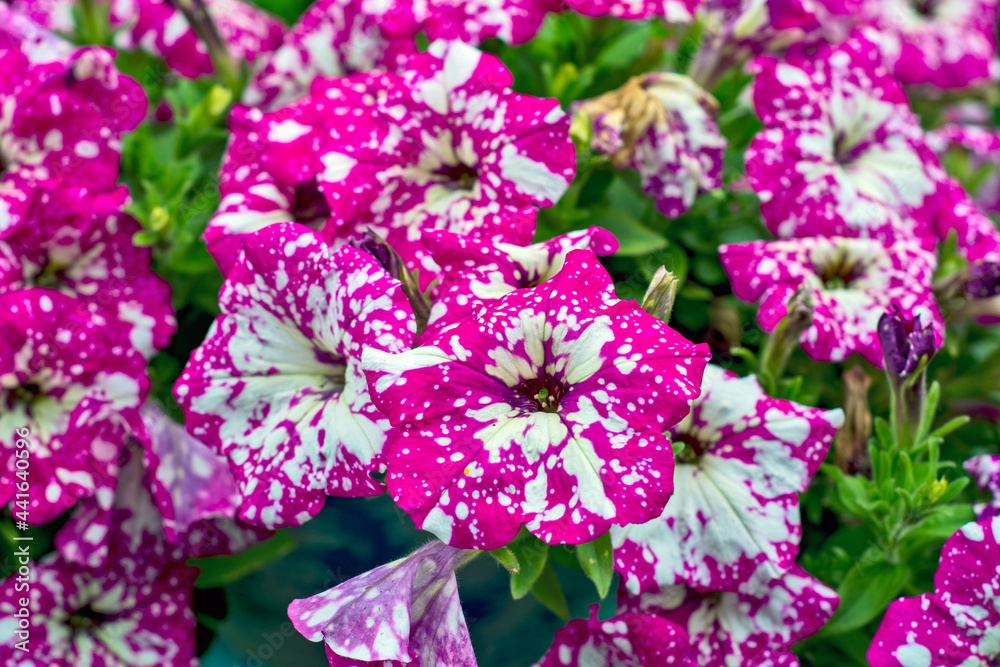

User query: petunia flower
[933,177,1000,264]
[0,289,148,524]
[13,0,285,80]
[175,223,417,529]
[746,35,959,249]
[363,249,711,550]
[964,455,1000,520]
[579,73,727,218]
[244,0,559,111]
[213,40,576,284]
[534,604,696,667]
[929,122,1000,217]
[622,566,840,667]
[868,516,1000,667]
[204,101,334,275]
[688,0,858,87]
[0,3,74,64]
[855,1,999,89]
[55,406,269,568]
[422,226,619,340]
[0,194,176,358]
[314,40,576,284]
[0,37,146,237]
[564,0,701,21]
[288,540,477,667]
[719,236,944,367]
[613,365,843,593]
[0,520,200,666]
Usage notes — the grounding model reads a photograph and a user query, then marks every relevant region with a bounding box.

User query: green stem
[173,0,241,93]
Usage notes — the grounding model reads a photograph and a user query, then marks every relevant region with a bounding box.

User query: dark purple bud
[878,308,936,377]
[965,261,1000,299]
[349,231,401,278]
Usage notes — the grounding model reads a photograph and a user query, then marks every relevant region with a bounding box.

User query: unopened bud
[877,307,936,379]
[350,231,429,337]
[150,206,170,232]
[642,267,679,324]
[207,85,233,118]
[924,478,949,506]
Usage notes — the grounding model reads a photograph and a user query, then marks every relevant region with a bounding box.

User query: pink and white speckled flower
[243,0,418,110]
[856,1,999,89]
[314,40,575,283]
[244,0,559,110]
[565,0,701,21]
[288,540,477,667]
[422,226,619,340]
[175,223,417,529]
[719,236,944,367]
[935,178,1000,264]
[534,604,696,667]
[13,0,285,79]
[612,365,843,593]
[0,523,199,666]
[581,73,726,218]
[964,455,1000,520]
[747,35,955,248]
[0,3,74,64]
[213,41,575,283]
[869,516,1000,667]
[0,41,145,237]
[0,289,148,524]
[55,419,268,569]
[930,123,1000,218]
[623,566,840,667]
[0,198,175,358]
[363,250,711,550]
[205,102,334,275]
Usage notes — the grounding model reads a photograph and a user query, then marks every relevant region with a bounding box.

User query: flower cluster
[0,9,265,666]
[0,17,170,522]
[14,0,285,79]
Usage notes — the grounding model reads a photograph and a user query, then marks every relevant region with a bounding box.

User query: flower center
[4,382,44,417]
[911,0,937,17]
[517,376,566,413]
[313,349,347,395]
[32,261,68,290]
[435,162,478,191]
[292,180,332,228]
[672,432,707,463]
[67,603,110,632]
[819,253,865,289]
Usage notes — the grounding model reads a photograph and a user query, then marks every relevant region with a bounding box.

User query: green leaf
[489,546,520,574]
[899,504,976,555]
[820,554,909,636]
[190,531,296,588]
[595,23,653,70]
[576,532,614,598]
[588,208,668,256]
[509,537,549,599]
[530,560,570,620]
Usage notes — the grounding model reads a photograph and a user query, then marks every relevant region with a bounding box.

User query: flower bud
[350,230,430,336]
[642,267,679,324]
[877,308,936,379]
